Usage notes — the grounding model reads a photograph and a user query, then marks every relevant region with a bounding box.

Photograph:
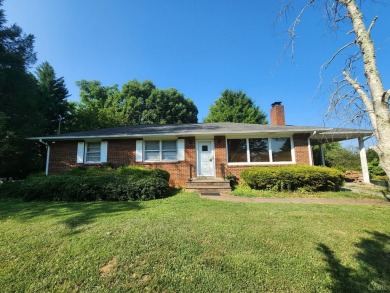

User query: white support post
[45,145,50,176]
[320,144,326,166]
[358,137,370,183]
[308,139,313,166]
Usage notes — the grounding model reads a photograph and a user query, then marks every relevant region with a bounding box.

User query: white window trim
[144,140,178,163]
[82,141,108,164]
[226,136,295,166]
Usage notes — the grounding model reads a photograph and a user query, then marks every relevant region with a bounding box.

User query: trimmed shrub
[0,174,170,201]
[241,166,345,192]
[150,169,170,182]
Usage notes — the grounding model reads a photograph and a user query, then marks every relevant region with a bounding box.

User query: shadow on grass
[0,197,144,235]
[317,231,390,292]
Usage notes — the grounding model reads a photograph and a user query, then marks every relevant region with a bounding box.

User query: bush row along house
[30,102,373,187]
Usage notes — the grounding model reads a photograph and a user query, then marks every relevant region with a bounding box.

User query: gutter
[39,139,50,176]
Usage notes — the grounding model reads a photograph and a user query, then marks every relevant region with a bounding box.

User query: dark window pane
[228,139,247,162]
[249,138,269,162]
[271,138,292,162]
[145,141,159,151]
[162,140,176,150]
[202,145,208,152]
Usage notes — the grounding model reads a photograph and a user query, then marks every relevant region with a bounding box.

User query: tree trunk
[339,0,390,181]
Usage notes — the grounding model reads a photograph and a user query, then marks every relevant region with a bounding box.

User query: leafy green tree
[68,80,123,131]
[70,79,198,131]
[121,80,198,125]
[204,90,267,124]
[36,61,70,134]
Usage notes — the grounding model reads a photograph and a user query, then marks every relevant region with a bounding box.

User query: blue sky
[4,0,390,128]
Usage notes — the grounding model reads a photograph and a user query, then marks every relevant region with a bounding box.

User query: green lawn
[232,184,389,201]
[1,192,389,292]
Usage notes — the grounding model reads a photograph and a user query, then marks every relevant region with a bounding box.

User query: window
[85,142,101,163]
[271,138,292,162]
[145,140,177,162]
[227,137,293,163]
[77,141,107,164]
[249,138,269,162]
[227,139,247,163]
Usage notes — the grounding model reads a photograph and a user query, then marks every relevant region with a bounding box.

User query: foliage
[0,174,170,201]
[69,79,198,132]
[0,3,71,178]
[367,149,386,178]
[0,2,43,178]
[36,61,71,135]
[313,143,361,171]
[67,165,170,182]
[0,193,389,291]
[241,165,345,192]
[204,89,267,124]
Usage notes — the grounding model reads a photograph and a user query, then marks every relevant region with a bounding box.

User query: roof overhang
[27,123,373,143]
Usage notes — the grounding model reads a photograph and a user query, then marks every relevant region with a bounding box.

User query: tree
[0,0,45,177]
[279,0,390,180]
[36,61,70,134]
[120,80,198,125]
[70,79,198,131]
[204,89,267,124]
[68,80,122,131]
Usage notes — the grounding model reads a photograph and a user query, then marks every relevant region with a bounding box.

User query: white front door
[197,141,214,176]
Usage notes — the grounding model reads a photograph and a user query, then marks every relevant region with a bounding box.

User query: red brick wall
[214,136,227,178]
[107,139,135,166]
[49,137,197,187]
[49,141,78,174]
[48,134,312,187]
[293,133,311,165]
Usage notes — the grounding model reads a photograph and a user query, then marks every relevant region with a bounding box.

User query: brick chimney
[270,102,285,126]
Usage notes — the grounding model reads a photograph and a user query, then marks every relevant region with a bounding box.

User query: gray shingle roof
[29,122,373,142]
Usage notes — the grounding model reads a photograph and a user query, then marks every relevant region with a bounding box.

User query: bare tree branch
[324,41,355,69]
[285,0,316,58]
[367,16,378,35]
[343,70,376,128]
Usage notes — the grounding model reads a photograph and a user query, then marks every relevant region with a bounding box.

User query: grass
[232,184,389,201]
[0,192,389,292]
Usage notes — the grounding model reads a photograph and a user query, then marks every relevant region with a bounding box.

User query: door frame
[196,140,215,177]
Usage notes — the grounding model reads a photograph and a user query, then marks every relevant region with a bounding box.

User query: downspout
[39,139,50,176]
[308,131,317,166]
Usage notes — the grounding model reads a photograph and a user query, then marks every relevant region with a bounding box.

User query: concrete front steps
[185,177,231,195]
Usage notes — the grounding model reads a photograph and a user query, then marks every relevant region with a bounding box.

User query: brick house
[31,102,373,188]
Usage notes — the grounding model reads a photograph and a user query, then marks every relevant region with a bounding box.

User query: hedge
[240,166,345,192]
[0,174,170,201]
[67,165,170,182]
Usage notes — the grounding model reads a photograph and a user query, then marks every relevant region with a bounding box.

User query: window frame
[84,141,101,164]
[226,136,295,165]
[144,140,178,162]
